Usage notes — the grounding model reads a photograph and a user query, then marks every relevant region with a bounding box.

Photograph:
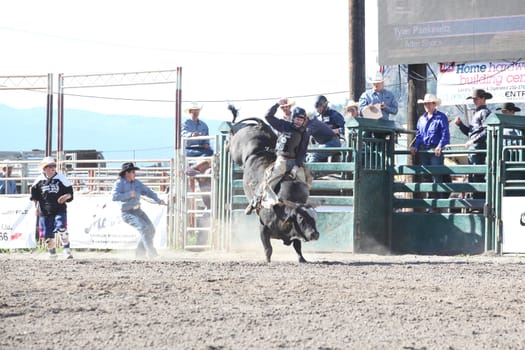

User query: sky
[1,0,379,121]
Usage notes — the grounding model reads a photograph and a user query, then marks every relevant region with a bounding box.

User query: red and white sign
[0,197,36,248]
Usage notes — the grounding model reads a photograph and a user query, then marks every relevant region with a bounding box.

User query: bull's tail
[228,104,239,123]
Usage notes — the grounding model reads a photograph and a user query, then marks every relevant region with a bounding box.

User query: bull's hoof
[298,257,307,263]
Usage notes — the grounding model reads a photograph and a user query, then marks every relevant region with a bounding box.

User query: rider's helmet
[292,107,307,119]
[314,95,328,109]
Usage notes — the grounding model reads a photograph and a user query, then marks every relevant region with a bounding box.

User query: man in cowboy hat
[181,102,213,157]
[358,72,398,121]
[454,88,493,200]
[411,93,450,204]
[496,102,522,146]
[30,156,74,259]
[278,97,295,121]
[0,160,17,194]
[112,162,166,258]
[344,100,359,120]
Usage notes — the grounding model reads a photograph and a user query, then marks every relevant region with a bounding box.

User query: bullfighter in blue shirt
[112,162,166,258]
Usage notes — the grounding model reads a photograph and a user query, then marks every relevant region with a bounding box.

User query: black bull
[227,118,320,263]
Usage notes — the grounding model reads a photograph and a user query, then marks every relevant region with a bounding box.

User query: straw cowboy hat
[496,102,521,112]
[344,100,359,112]
[2,159,13,170]
[119,162,140,177]
[361,104,382,119]
[369,72,385,83]
[278,97,295,108]
[40,156,56,170]
[184,102,203,113]
[466,89,493,100]
[417,93,442,106]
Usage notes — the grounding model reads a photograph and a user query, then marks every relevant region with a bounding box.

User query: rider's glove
[290,165,299,179]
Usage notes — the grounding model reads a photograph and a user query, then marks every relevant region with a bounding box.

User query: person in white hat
[0,160,17,194]
[30,156,74,259]
[181,102,213,157]
[358,72,398,121]
[411,93,450,204]
[277,97,295,121]
[344,100,360,120]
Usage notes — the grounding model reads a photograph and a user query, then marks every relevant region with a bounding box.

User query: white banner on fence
[68,196,167,249]
[437,60,525,106]
[0,197,37,249]
[0,195,167,250]
[501,196,525,254]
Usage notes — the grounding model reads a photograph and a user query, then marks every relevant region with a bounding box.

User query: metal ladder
[181,150,217,251]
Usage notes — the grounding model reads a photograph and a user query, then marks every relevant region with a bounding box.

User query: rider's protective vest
[275,128,304,159]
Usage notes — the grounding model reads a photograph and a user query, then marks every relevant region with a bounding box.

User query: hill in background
[0,104,225,160]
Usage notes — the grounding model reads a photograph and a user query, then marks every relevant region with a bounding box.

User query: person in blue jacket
[309,95,345,162]
[410,93,450,202]
[112,162,166,258]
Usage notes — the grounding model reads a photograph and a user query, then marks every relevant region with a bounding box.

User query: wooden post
[348,0,366,101]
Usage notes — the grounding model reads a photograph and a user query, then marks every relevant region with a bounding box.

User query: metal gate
[178,135,221,251]
[486,113,525,253]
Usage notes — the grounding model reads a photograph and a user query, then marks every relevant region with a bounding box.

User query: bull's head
[281,201,319,242]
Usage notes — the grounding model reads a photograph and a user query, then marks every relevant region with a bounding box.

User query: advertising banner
[437,60,525,106]
[67,196,167,249]
[0,197,37,249]
[0,195,167,250]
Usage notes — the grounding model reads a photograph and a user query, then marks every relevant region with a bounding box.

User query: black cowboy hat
[496,102,521,112]
[466,89,493,100]
[119,162,140,176]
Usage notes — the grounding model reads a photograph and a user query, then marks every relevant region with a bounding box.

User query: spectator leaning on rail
[454,88,492,200]
[304,114,341,164]
[30,156,74,259]
[410,93,450,202]
[308,95,345,162]
[0,160,17,194]
[112,162,166,259]
[496,102,522,146]
[181,102,213,157]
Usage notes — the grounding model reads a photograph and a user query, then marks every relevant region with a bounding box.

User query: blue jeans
[121,208,157,256]
[186,147,213,157]
[417,148,446,200]
[417,149,444,183]
[39,212,67,240]
[467,144,486,200]
[307,138,341,162]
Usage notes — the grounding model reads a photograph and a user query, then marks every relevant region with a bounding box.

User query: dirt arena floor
[1,249,525,350]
